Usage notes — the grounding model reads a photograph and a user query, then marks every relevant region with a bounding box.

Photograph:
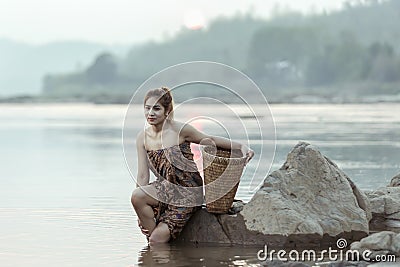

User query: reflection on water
[136,243,263,267]
[1,103,399,266]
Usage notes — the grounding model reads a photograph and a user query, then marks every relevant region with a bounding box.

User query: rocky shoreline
[174,142,400,266]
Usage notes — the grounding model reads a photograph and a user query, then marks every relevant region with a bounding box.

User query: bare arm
[136,131,150,187]
[182,123,254,164]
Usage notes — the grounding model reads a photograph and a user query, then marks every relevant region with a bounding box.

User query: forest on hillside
[39,0,400,103]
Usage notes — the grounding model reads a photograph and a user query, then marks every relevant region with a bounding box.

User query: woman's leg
[149,222,171,245]
[131,185,159,235]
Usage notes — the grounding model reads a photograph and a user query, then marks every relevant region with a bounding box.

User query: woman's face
[144,96,168,125]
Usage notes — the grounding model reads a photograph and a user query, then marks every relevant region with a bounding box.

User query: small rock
[365,187,400,229]
[356,231,395,251]
[391,233,400,254]
[389,174,400,187]
[350,231,400,258]
[228,199,245,214]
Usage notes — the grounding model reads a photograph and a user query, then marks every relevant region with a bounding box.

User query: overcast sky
[0,0,348,45]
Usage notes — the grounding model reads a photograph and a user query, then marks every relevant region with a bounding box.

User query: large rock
[241,142,370,236]
[175,208,291,246]
[175,142,371,247]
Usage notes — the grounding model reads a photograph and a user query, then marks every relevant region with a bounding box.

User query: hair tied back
[161,86,170,94]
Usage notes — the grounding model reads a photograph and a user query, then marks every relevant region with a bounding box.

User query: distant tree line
[248,27,400,87]
[42,0,400,103]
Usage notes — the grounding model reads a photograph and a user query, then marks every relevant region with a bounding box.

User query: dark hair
[144,87,174,120]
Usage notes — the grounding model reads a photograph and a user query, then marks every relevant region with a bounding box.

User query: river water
[1,103,399,266]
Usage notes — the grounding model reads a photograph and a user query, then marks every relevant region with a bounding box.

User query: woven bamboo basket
[201,145,247,214]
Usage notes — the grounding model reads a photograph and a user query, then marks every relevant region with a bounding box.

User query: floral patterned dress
[146,140,204,240]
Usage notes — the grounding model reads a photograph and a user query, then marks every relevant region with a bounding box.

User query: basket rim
[201,145,247,161]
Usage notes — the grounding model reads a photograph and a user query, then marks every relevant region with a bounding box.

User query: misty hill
[6,0,400,103]
[0,38,130,96]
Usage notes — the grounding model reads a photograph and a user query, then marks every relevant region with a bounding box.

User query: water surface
[1,103,399,266]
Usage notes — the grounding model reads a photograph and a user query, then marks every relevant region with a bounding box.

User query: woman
[131,87,254,245]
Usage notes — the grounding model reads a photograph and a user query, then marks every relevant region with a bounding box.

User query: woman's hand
[138,219,150,237]
[242,146,254,165]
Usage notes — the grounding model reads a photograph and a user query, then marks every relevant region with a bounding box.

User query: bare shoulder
[171,120,194,135]
[136,130,145,147]
[138,126,154,137]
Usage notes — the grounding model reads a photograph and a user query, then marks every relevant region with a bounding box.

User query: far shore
[1,93,400,105]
